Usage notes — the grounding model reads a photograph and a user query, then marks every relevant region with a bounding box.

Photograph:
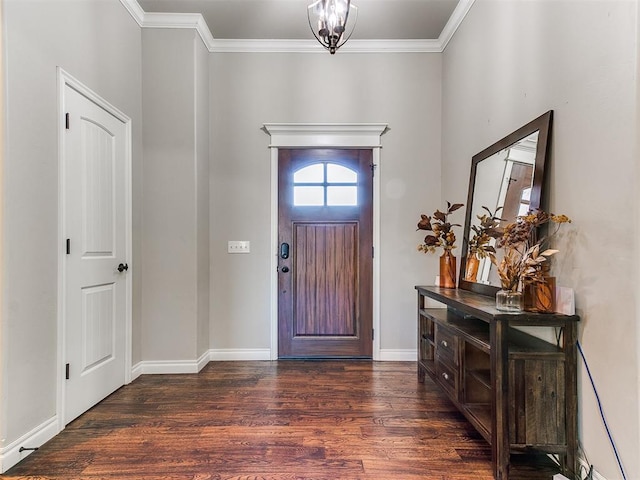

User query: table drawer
[435,324,459,364]
[435,357,458,399]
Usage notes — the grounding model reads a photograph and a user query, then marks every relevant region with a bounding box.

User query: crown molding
[211,39,322,54]
[142,12,216,48]
[119,0,144,27]
[438,0,476,51]
[345,39,442,53]
[211,38,442,54]
[121,0,474,54]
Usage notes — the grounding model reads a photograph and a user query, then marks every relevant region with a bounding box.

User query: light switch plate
[228,241,250,253]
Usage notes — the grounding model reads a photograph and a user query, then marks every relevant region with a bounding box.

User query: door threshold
[277,357,373,361]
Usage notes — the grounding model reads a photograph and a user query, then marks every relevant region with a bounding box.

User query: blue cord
[577,340,627,480]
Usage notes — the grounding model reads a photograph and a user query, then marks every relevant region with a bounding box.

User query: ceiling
[135,0,461,41]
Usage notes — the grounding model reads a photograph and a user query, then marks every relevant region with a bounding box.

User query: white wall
[1,0,142,455]
[141,28,210,364]
[636,8,640,475]
[441,1,639,478]
[209,53,443,356]
[0,0,6,460]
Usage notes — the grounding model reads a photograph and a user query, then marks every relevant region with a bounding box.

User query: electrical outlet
[227,241,250,253]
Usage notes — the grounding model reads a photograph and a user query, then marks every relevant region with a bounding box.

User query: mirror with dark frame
[458,111,553,297]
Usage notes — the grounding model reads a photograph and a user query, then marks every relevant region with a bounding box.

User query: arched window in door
[293,162,358,206]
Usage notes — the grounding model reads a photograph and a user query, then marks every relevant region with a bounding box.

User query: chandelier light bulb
[308,0,358,54]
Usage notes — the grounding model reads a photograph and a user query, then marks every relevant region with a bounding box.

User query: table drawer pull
[442,372,449,381]
[441,340,448,348]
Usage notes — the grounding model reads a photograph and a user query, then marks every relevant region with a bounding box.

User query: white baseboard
[378,349,417,361]
[0,416,59,473]
[132,359,201,374]
[131,361,143,380]
[131,349,415,373]
[131,349,272,375]
[208,348,415,362]
[196,350,210,371]
[208,348,271,361]
[133,349,423,366]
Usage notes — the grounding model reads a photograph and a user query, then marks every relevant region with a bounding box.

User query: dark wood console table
[416,286,579,480]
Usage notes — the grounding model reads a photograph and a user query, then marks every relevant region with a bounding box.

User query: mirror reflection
[459,111,553,296]
[470,131,537,285]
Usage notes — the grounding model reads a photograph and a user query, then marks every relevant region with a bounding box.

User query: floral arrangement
[467,206,503,263]
[494,209,571,291]
[417,201,464,254]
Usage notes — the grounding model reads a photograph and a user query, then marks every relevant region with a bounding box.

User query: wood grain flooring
[2,361,560,479]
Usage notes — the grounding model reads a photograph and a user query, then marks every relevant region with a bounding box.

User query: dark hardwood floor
[3,361,560,479]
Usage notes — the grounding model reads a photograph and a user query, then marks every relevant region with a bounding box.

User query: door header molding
[263,123,388,148]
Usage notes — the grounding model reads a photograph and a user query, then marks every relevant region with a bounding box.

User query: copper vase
[439,251,457,289]
[465,255,480,282]
[524,276,557,313]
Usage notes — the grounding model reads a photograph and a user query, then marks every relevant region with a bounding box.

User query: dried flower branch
[417,201,464,254]
[468,206,503,262]
[494,209,571,291]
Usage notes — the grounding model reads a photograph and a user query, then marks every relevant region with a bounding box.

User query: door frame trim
[263,123,388,360]
[56,68,133,429]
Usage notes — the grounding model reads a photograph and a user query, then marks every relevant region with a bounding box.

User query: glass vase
[439,250,457,289]
[496,289,523,312]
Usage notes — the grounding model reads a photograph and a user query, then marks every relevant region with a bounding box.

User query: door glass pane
[517,187,532,215]
[327,186,357,206]
[293,164,324,184]
[327,163,357,183]
[294,186,324,206]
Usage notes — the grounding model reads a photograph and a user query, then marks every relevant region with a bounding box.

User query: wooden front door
[278,149,373,358]
[501,162,533,222]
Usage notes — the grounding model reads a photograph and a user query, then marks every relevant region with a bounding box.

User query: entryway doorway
[277,149,373,358]
[263,123,388,360]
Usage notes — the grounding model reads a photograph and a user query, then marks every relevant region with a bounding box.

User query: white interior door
[63,83,129,424]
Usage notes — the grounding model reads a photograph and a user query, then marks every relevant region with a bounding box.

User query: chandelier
[307,0,358,54]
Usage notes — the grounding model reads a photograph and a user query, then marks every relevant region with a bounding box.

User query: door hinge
[65,363,70,380]
[372,246,374,258]
[65,112,70,130]
[370,163,377,176]
[66,238,70,255]
[372,328,374,340]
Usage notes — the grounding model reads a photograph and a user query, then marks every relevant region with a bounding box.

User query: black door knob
[117,263,129,272]
[281,266,289,273]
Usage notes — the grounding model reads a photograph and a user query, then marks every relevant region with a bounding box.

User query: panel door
[278,149,373,358]
[501,162,533,221]
[63,85,128,424]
